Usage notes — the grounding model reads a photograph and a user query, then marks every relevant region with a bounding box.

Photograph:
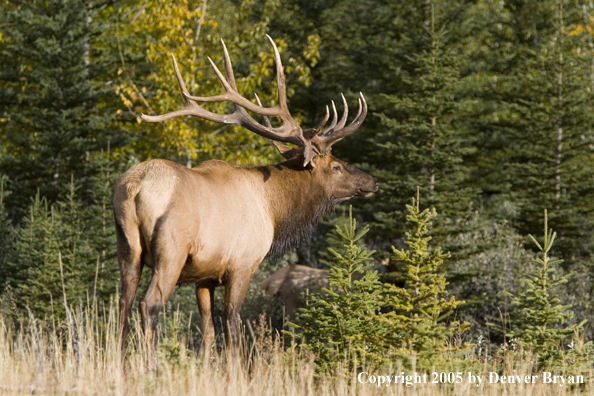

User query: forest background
[2,0,594,368]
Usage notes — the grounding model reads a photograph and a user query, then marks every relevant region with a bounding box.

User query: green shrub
[492,210,592,370]
[288,207,386,372]
[291,201,471,372]
[382,199,471,368]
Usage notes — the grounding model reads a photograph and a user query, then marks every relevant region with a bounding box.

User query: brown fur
[261,265,329,319]
[114,149,377,366]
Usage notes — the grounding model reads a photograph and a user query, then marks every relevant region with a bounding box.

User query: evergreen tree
[263,0,478,240]
[370,1,477,242]
[2,150,122,317]
[0,0,117,218]
[6,180,95,318]
[495,210,590,368]
[460,0,594,329]
[265,0,408,115]
[289,207,386,371]
[468,0,594,260]
[84,148,119,301]
[382,198,470,368]
[516,1,594,260]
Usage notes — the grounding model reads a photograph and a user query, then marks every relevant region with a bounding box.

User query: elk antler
[141,36,314,165]
[308,93,368,156]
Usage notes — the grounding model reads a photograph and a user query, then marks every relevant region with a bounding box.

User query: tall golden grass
[0,300,591,396]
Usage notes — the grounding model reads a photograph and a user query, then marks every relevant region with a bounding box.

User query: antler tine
[139,55,253,125]
[253,93,271,127]
[336,93,349,129]
[209,57,235,94]
[172,54,190,100]
[327,101,338,131]
[320,94,348,137]
[220,39,238,91]
[266,35,287,110]
[303,105,329,139]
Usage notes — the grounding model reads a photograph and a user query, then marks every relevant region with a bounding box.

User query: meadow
[0,305,591,396]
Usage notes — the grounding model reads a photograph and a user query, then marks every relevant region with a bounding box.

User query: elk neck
[254,159,334,259]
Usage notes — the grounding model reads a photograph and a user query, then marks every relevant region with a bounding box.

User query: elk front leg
[196,285,215,365]
[223,273,251,364]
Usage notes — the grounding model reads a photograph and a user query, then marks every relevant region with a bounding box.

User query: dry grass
[0,303,591,396]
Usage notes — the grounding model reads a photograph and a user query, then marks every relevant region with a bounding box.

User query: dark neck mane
[259,160,334,259]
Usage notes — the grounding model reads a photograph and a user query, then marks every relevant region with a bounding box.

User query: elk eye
[333,165,341,172]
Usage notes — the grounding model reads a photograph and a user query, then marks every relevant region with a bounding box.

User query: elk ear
[273,141,302,160]
[309,154,321,169]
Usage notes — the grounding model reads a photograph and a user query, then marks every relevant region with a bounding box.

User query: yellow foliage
[568,24,584,36]
[120,94,133,109]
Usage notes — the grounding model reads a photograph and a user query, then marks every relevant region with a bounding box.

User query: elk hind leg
[116,220,143,367]
[139,248,185,365]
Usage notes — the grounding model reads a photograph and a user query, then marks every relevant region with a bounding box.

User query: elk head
[274,138,378,206]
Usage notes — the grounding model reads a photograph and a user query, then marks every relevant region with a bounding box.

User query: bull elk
[113,36,378,365]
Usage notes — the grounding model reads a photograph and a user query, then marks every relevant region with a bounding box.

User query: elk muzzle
[357,179,379,197]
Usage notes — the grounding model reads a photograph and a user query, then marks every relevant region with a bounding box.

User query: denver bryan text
[357,371,584,387]
[489,372,584,386]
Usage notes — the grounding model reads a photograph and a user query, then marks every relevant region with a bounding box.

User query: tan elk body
[114,37,377,365]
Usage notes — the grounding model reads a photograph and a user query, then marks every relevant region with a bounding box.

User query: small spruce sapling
[382,197,469,368]
[7,178,92,318]
[500,210,590,369]
[85,148,119,301]
[288,207,385,372]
